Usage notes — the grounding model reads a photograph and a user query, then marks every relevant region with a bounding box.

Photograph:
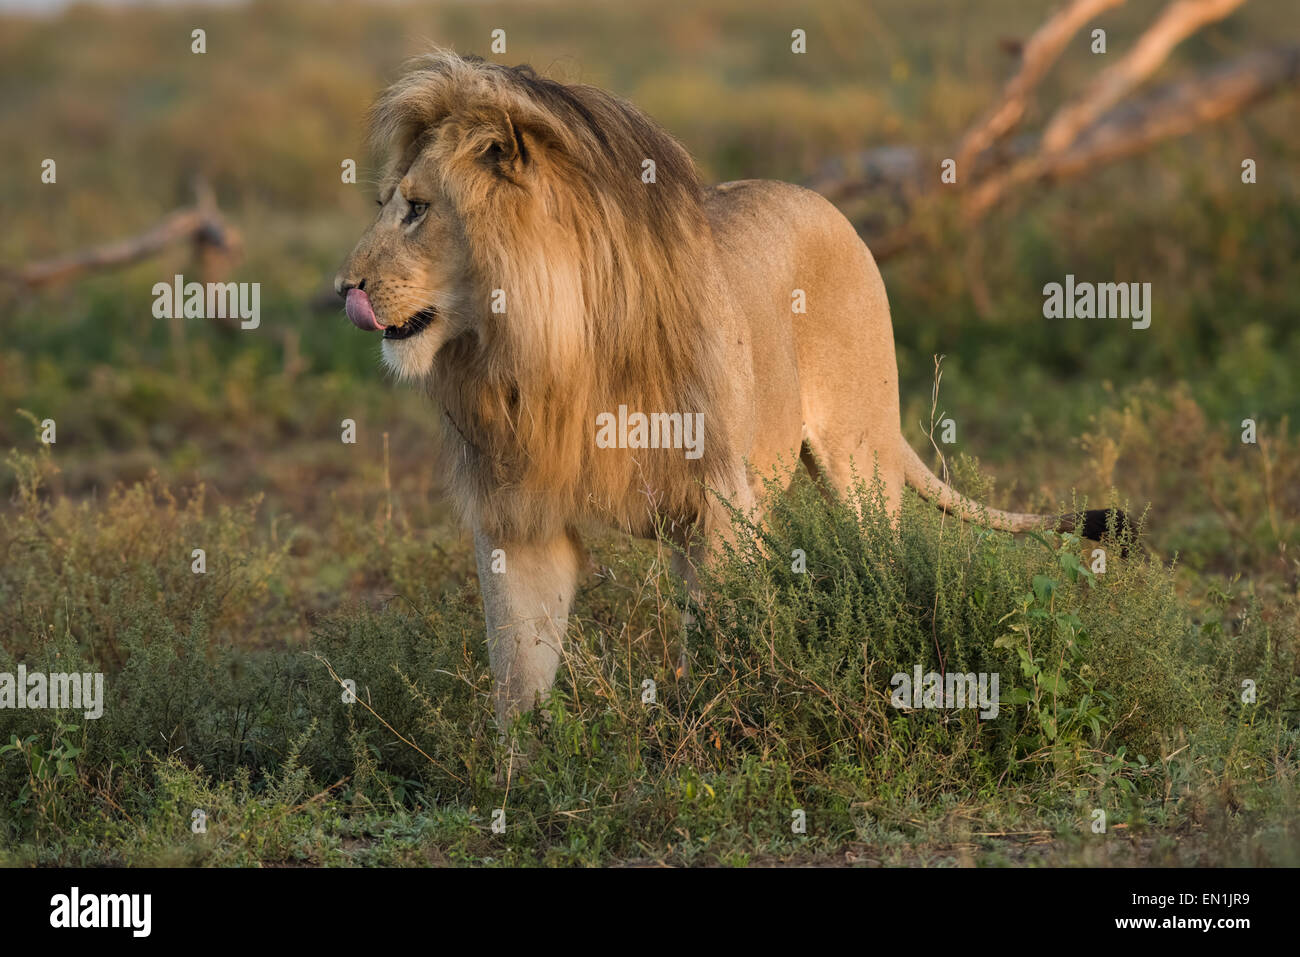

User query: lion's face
[334,138,480,382]
[333,52,739,545]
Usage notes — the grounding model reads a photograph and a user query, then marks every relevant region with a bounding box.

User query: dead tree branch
[965,45,1300,219]
[1039,0,1249,154]
[4,177,241,291]
[809,0,1296,262]
[957,0,1128,172]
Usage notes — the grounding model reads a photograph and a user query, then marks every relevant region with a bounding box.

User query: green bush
[1,438,1295,864]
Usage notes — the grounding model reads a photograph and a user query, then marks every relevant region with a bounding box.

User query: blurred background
[1,0,1298,868]
[1,0,1296,625]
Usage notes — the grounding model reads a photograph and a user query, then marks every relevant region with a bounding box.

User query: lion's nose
[334,276,366,298]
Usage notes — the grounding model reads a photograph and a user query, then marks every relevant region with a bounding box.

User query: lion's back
[703,179,899,481]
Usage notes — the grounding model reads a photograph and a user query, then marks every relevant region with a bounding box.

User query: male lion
[336,52,1121,728]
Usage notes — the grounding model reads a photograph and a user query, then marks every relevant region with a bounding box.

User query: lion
[335,51,1123,728]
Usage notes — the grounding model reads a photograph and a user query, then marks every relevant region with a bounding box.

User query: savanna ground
[0,0,1296,867]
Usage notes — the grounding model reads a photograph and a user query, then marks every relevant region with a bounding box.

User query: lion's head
[336,52,735,541]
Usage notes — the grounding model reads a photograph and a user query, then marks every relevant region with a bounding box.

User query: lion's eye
[403,201,429,225]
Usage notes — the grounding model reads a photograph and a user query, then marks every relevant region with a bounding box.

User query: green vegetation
[1,446,1295,866]
[0,0,1296,865]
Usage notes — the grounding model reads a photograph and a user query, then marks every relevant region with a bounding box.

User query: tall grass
[2,445,1294,864]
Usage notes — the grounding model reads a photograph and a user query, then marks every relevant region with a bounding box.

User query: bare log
[965,45,1300,219]
[956,0,1127,172]
[803,0,1293,261]
[1039,0,1248,154]
[1050,46,1300,177]
[4,179,241,291]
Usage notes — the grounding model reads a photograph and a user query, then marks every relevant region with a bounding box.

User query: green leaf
[1026,531,1058,556]
[1039,714,1057,741]
[1059,550,1084,582]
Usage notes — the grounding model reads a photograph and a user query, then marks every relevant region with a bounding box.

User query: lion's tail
[901,438,1123,541]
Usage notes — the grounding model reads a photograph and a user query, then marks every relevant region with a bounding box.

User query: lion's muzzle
[345,288,385,332]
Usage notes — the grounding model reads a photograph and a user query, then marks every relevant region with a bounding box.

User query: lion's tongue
[345,288,385,331]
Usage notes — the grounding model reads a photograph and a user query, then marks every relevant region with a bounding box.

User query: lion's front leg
[473,526,584,730]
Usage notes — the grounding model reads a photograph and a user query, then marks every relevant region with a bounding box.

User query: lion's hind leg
[800,428,905,524]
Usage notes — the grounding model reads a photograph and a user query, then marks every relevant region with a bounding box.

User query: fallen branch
[3,178,241,291]
[1039,0,1249,155]
[957,0,1128,172]
[807,0,1292,261]
[965,45,1300,219]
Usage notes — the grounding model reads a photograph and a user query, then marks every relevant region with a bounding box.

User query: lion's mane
[368,52,736,543]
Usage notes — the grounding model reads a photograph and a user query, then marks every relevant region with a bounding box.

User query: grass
[0,0,1297,865]
[1,444,1296,866]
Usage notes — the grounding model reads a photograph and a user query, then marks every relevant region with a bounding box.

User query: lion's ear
[480,109,530,177]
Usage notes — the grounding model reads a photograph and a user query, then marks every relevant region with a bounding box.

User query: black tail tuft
[1081,508,1131,555]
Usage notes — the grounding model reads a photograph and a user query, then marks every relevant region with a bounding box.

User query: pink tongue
[345,288,385,331]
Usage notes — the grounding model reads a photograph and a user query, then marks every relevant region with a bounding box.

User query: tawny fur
[337,51,1095,725]
[357,52,736,545]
